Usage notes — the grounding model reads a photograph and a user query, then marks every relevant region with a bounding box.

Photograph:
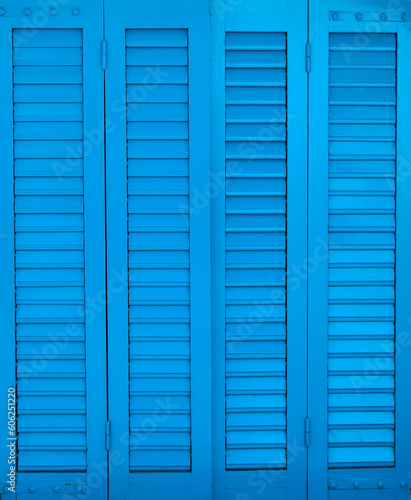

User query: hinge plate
[305,417,311,447]
[306,42,311,73]
[101,40,107,71]
[105,420,111,451]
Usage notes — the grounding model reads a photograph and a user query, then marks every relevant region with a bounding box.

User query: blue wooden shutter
[14,28,87,472]
[224,31,288,469]
[210,2,308,497]
[0,3,106,496]
[105,1,211,497]
[308,2,411,495]
[126,28,191,471]
[327,33,396,468]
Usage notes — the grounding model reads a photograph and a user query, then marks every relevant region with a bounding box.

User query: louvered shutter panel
[14,28,87,472]
[105,2,211,498]
[0,4,106,496]
[327,33,396,468]
[224,31,288,469]
[126,28,191,471]
[309,3,411,494]
[210,2,308,497]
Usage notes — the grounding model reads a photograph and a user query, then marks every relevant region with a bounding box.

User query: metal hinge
[105,421,111,450]
[306,42,311,73]
[101,40,107,70]
[305,417,311,447]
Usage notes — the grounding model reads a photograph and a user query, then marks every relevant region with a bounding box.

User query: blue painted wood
[187,3,213,499]
[0,5,16,497]
[105,0,211,498]
[224,30,288,470]
[0,1,106,497]
[14,26,87,471]
[2,1,411,498]
[104,0,129,493]
[211,0,308,497]
[307,3,330,496]
[210,11,227,500]
[285,15,310,500]
[81,3,107,499]
[127,27,191,473]
[328,31,396,469]
[309,0,411,498]
[395,18,411,499]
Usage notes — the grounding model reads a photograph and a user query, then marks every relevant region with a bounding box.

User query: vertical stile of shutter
[13,29,86,471]
[224,32,287,469]
[126,29,191,471]
[328,33,396,468]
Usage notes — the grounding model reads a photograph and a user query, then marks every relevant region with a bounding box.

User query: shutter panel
[327,33,396,468]
[225,31,287,469]
[1,4,106,496]
[106,3,211,496]
[13,28,87,472]
[212,4,308,497]
[126,29,191,472]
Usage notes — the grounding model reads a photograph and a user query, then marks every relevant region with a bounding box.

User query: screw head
[400,481,407,488]
[24,8,31,15]
[331,12,339,20]
[355,12,363,20]
[0,7,5,16]
[330,481,337,489]
[49,7,57,15]
[380,12,387,21]
[353,481,360,489]
[53,486,61,493]
[377,481,384,489]
[72,8,80,16]
[28,486,36,493]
